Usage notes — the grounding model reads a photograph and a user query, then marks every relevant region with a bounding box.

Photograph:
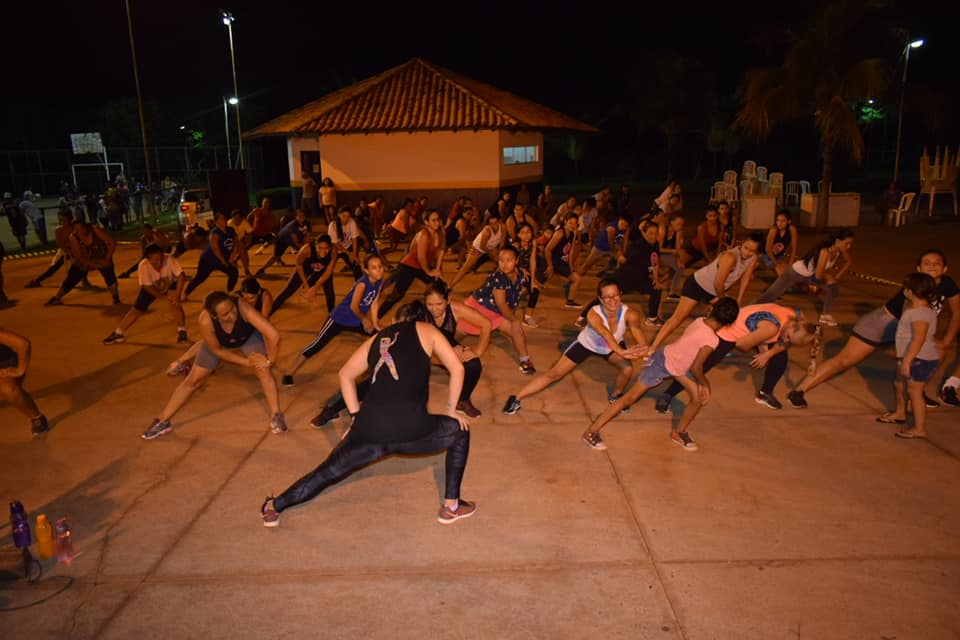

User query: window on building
[502,145,539,165]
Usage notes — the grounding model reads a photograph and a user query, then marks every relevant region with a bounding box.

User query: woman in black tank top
[142,290,285,441]
[272,235,336,315]
[262,301,477,528]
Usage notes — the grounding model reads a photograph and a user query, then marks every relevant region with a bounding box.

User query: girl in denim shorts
[878,273,940,438]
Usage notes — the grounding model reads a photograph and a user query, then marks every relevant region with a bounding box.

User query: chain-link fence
[1,145,264,198]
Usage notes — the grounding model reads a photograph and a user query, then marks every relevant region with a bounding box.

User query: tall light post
[124,0,156,221]
[221,11,244,169]
[892,38,924,186]
[222,96,238,168]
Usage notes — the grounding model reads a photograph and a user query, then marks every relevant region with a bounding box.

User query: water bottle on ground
[9,500,31,549]
[55,517,75,564]
[35,514,55,559]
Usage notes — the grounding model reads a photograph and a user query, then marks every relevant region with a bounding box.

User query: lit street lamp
[222,96,238,168]
[221,10,244,169]
[892,38,924,186]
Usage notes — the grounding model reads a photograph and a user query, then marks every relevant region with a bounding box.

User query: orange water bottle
[35,514,55,559]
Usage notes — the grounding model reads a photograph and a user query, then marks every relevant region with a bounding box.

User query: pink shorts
[459,297,505,335]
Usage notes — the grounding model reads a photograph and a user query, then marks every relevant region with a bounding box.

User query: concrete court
[1,220,959,639]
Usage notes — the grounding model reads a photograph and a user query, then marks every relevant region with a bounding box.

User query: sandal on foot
[876,413,906,425]
[894,429,927,439]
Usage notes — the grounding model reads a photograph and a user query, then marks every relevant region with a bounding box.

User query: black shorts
[133,287,158,312]
[681,275,714,303]
[562,340,622,364]
[273,239,293,258]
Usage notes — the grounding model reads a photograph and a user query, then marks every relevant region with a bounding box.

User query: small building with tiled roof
[245,57,597,209]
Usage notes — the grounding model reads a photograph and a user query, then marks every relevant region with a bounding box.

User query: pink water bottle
[55,517,75,564]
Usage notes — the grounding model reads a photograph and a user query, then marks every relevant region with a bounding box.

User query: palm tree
[735,1,896,230]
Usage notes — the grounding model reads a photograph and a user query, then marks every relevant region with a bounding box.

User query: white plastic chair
[723,170,738,185]
[757,166,768,182]
[800,180,812,195]
[785,181,801,206]
[888,192,916,227]
[710,182,725,204]
[768,172,784,207]
[742,161,757,180]
[739,179,754,197]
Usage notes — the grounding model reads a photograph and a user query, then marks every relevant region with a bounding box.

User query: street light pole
[124,0,156,222]
[222,97,232,169]
[222,11,244,169]
[893,38,924,186]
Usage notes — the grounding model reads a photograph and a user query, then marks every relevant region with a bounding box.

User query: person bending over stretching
[0,328,49,436]
[502,278,647,415]
[142,289,285,440]
[103,244,188,345]
[581,297,740,452]
[259,301,475,528]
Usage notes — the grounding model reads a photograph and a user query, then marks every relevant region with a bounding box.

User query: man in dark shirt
[256,209,311,275]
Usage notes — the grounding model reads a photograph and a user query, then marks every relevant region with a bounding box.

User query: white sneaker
[818,314,838,327]
[523,314,539,328]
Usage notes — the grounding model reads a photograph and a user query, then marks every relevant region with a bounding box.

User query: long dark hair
[395,300,430,323]
[801,228,854,269]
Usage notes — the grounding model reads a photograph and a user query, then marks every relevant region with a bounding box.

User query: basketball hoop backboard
[71,132,105,155]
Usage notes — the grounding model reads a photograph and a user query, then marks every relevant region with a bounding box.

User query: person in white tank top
[449,211,507,289]
[649,232,763,353]
[501,278,648,415]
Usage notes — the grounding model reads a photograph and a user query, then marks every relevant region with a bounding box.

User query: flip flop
[895,429,927,439]
[876,413,906,425]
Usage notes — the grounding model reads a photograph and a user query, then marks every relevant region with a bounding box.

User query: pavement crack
[87,431,270,639]
[65,437,200,640]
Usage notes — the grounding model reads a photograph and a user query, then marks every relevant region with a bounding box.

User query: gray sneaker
[142,419,173,440]
[502,395,521,415]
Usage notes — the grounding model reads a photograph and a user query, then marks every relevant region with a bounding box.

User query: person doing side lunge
[378,208,446,319]
[582,297,740,452]
[102,244,189,345]
[44,220,121,306]
[786,250,960,410]
[182,212,240,300]
[654,303,816,413]
[448,210,506,289]
[502,278,647,415]
[270,234,337,315]
[760,209,799,276]
[166,277,272,377]
[458,244,536,374]
[647,233,763,353]
[280,255,385,387]
[259,301,475,528]
[539,212,582,308]
[142,289,286,440]
[310,281,492,426]
[755,228,854,326]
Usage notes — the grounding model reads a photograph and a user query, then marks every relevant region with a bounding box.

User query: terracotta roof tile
[245,58,598,139]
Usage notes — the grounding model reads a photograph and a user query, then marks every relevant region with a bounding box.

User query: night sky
[4,0,957,153]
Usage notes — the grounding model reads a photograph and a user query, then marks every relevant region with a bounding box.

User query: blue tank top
[201,226,237,263]
[330,275,384,327]
[594,221,619,252]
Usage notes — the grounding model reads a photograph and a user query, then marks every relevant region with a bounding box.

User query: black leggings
[335,251,363,281]
[661,339,789,398]
[378,264,436,318]
[273,415,470,511]
[523,277,541,309]
[301,316,365,359]
[34,254,65,283]
[60,264,117,294]
[185,257,238,295]
[272,271,335,315]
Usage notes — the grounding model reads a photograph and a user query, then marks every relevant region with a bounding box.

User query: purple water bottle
[55,518,75,564]
[9,500,32,549]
